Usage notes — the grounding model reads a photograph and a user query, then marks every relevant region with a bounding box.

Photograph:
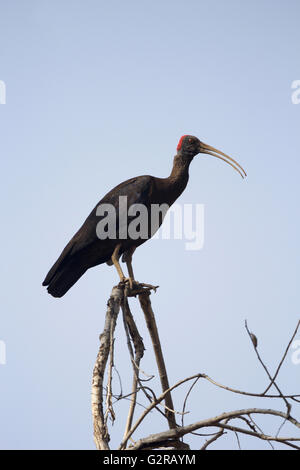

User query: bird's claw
[138,283,159,293]
[119,278,159,295]
[120,277,138,290]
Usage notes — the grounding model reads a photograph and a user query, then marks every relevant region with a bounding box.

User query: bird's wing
[43,175,154,290]
[69,174,154,254]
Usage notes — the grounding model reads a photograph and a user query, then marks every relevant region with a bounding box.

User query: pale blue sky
[1,0,300,449]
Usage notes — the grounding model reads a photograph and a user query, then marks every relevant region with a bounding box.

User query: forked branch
[92,284,300,451]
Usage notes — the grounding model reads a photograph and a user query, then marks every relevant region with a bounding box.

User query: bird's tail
[42,239,87,298]
[43,263,87,298]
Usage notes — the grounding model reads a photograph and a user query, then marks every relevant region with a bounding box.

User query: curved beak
[198,141,247,179]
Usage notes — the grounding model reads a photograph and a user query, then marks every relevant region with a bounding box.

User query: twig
[104,330,116,426]
[263,320,300,395]
[119,374,200,449]
[181,377,200,429]
[200,427,226,450]
[200,373,300,399]
[245,321,291,415]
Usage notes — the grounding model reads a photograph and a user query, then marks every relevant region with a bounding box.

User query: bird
[43,135,246,297]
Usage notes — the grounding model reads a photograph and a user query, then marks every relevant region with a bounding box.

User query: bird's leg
[111,243,126,283]
[122,247,137,290]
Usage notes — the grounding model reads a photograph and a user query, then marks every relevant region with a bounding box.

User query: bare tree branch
[245,321,291,415]
[129,408,300,450]
[121,297,145,448]
[92,285,123,450]
[139,291,177,430]
[262,320,300,395]
[92,282,300,451]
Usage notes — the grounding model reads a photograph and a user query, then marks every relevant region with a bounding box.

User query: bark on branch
[92,285,123,450]
[139,291,177,430]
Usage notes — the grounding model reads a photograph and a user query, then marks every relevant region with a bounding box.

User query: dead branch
[245,320,291,414]
[92,285,123,450]
[139,291,177,430]
[129,408,300,450]
[92,281,300,451]
[121,297,145,448]
[262,320,300,395]
[119,375,200,449]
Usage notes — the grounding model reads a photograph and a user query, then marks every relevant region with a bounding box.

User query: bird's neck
[165,153,192,203]
[168,153,191,184]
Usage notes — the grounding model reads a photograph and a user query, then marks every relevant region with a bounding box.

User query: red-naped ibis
[43,135,246,297]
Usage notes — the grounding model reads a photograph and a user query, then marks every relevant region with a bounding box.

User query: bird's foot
[127,277,139,290]
[119,279,159,296]
[119,277,138,290]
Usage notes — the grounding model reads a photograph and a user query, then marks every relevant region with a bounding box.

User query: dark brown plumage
[43,135,246,297]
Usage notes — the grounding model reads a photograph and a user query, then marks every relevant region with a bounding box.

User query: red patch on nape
[177,135,188,151]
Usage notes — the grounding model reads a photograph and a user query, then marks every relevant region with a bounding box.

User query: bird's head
[176,135,246,178]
